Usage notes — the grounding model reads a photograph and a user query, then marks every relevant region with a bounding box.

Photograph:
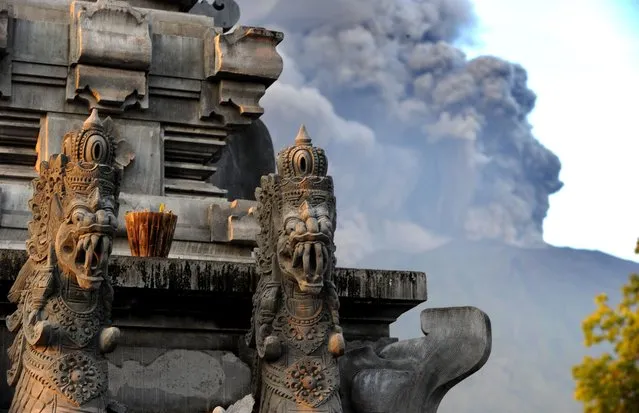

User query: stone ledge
[0,249,426,340]
[0,248,426,301]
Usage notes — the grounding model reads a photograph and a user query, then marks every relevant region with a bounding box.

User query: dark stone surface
[210,119,276,201]
[129,0,200,11]
[0,327,11,408]
[0,248,426,341]
[0,249,427,333]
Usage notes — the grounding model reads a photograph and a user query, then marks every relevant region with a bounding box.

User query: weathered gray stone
[12,61,67,86]
[13,19,68,65]
[0,248,427,301]
[209,200,258,245]
[66,64,150,112]
[200,80,266,125]
[148,6,216,37]
[212,394,255,413]
[70,1,152,71]
[128,0,198,11]
[0,183,241,248]
[151,33,204,79]
[163,124,225,164]
[341,307,492,413]
[204,26,284,86]
[0,56,9,99]
[108,348,251,413]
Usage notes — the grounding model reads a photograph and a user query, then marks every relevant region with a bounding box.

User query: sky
[236,0,639,265]
[465,0,639,262]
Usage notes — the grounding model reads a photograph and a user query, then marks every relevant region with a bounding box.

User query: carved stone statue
[247,125,345,413]
[5,110,131,413]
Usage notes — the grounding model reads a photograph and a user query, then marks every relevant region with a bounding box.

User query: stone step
[164,178,227,197]
[163,124,226,165]
[0,146,37,166]
[0,110,41,182]
[164,161,217,181]
[164,134,226,164]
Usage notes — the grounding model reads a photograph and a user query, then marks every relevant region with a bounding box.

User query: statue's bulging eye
[292,150,313,176]
[84,134,109,163]
[72,210,85,224]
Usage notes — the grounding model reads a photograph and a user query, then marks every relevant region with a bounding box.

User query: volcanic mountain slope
[358,240,637,413]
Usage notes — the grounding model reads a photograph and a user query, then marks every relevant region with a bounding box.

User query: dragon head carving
[25,109,132,290]
[255,125,336,295]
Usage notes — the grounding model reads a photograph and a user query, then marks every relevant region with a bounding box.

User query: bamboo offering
[125,203,178,258]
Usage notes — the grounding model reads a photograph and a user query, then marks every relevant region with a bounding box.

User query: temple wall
[0,0,284,262]
[0,249,426,412]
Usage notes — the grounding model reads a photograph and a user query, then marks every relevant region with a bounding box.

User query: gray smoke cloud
[238,0,563,260]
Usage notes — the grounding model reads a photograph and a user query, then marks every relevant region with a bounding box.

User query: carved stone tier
[0,183,262,261]
[0,248,427,412]
[0,0,283,201]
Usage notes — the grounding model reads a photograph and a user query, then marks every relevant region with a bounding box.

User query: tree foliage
[572,244,639,413]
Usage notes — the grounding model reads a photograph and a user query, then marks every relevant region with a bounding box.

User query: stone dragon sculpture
[247,126,345,413]
[5,110,132,413]
[339,307,492,413]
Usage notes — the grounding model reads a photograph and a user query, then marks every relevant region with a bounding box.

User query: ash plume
[240,0,563,250]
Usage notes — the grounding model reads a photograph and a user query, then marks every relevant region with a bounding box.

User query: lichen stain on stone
[169,261,191,290]
[334,268,363,298]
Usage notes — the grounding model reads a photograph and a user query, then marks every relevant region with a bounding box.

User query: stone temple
[0,1,492,412]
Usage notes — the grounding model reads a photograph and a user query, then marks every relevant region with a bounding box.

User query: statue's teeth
[293,243,303,267]
[302,243,312,276]
[314,243,324,277]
